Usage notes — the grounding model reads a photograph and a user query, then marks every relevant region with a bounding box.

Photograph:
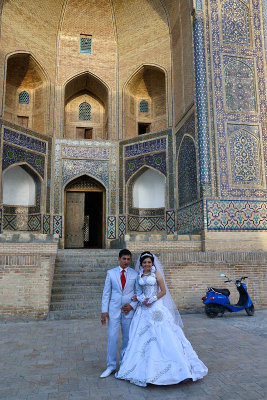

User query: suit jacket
[101,266,139,319]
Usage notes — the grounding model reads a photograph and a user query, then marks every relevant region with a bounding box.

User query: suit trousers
[106,314,132,370]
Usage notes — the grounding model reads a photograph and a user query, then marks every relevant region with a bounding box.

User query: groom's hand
[121,304,133,315]
[101,312,109,325]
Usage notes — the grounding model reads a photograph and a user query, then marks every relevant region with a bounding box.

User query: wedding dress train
[116,274,208,387]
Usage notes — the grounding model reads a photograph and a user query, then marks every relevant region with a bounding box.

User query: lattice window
[139,100,149,113]
[18,91,29,104]
[80,35,92,54]
[79,102,91,121]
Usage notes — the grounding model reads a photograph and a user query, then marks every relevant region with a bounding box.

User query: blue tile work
[2,143,45,178]
[3,215,17,231]
[128,216,165,232]
[263,1,267,60]
[43,215,50,234]
[0,208,2,233]
[107,216,116,239]
[118,216,126,237]
[166,210,175,234]
[177,201,204,234]
[62,159,109,187]
[178,136,198,207]
[62,146,109,159]
[176,114,195,151]
[3,127,47,154]
[223,56,256,112]
[53,215,62,238]
[193,11,211,189]
[222,0,250,45]
[28,215,41,231]
[125,152,166,182]
[207,0,267,199]
[206,199,267,230]
[124,138,166,158]
[228,129,261,185]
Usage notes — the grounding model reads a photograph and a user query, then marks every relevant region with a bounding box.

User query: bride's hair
[140,251,154,265]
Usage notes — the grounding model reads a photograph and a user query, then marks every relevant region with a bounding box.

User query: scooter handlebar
[224,280,231,283]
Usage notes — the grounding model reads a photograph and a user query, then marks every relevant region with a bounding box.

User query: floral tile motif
[107,216,116,239]
[53,215,63,238]
[125,152,166,182]
[2,144,45,178]
[3,127,47,154]
[124,138,166,158]
[178,136,198,207]
[206,199,267,230]
[222,0,250,45]
[62,159,109,187]
[62,146,109,159]
[177,201,204,234]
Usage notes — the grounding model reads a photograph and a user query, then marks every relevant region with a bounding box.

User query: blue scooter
[202,274,254,318]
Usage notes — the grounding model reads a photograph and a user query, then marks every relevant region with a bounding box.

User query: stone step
[51,286,103,294]
[52,279,104,287]
[47,310,99,320]
[50,301,100,311]
[52,273,106,281]
[51,293,99,302]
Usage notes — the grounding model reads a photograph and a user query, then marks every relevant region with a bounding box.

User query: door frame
[64,186,106,249]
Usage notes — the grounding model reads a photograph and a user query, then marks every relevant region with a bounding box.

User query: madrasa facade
[0,0,266,318]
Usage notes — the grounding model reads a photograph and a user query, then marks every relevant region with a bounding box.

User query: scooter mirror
[220,273,226,277]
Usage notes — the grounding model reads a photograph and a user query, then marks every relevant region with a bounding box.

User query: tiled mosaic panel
[223,57,256,112]
[124,138,166,158]
[62,159,109,186]
[193,13,211,186]
[107,216,116,239]
[62,146,110,159]
[125,152,166,182]
[128,216,165,232]
[43,215,50,234]
[3,215,17,231]
[176,114,195,151]
[0,208,2,233]
[177,201,204,234]
[178,136,198,207]
[206,199,267,230]
[118,216,126,237]
[53,215,63,238]
[28,215,41,231]
[222,0,250,45]
[207,0,267,199]
[3,127,47,154]
[229,129,260,184]
[3,144,45,178]
[166,210,175,234]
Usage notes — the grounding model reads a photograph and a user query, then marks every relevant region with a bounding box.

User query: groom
[100,248,138,378]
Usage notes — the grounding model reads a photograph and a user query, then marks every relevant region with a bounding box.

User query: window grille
[79,102,91,120]
[140,100,149,113]
[80,35,92,54]
[19,91,29,104]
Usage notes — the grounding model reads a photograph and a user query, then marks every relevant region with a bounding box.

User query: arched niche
[124,66,167,138]
[64,73,109,140]
[4,53,49,134]
[3,165,37,206]
[132,168,165,208]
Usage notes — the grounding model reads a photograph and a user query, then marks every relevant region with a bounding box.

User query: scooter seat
[210,287,230,296]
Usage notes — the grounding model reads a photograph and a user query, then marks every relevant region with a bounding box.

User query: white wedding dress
[115,273,208,387]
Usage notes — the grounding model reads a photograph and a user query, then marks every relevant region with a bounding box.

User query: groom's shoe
[99,367,115,378]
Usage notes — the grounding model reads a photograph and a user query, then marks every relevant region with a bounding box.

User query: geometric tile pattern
[3,128,47,154]
[107,216,116,239]
[53,215,63,238]
[224,57,256,112]
[124,138,166,158]
[177,201,204,234]
[128,216,165,232]
[28,215,41,231]
[178,136,198,207]
[62,159,109,187]
[166,210,175,234]
[222,0,250,45]
[125,152,166,182]
[2,143,45,178]
[3,215,17,231]
[229,130,260,184]
[43,214,50,234]
[118,216,126,237]
[206,199,267,230]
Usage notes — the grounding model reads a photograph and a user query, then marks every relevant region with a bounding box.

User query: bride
[115,251,208,387]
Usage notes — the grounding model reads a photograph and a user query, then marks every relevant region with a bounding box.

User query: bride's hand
[143,298,150,306]
[132,295,137,302]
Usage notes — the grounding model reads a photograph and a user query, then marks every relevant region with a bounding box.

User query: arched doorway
[64,175,105,248]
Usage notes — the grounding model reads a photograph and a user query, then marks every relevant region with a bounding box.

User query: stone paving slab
[0,310,266,400]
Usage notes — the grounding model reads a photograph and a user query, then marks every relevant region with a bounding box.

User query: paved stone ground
[0,310,266,400]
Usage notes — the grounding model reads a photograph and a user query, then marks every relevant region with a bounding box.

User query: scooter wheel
[245,305,254,316]
[205,304,218,318]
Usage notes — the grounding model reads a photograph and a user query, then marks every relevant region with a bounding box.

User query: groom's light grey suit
[101,266,139,370]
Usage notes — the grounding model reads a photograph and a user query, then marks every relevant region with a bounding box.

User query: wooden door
[65,192,85,248]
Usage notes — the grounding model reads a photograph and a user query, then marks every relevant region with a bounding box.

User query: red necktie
[121,269,126,290]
